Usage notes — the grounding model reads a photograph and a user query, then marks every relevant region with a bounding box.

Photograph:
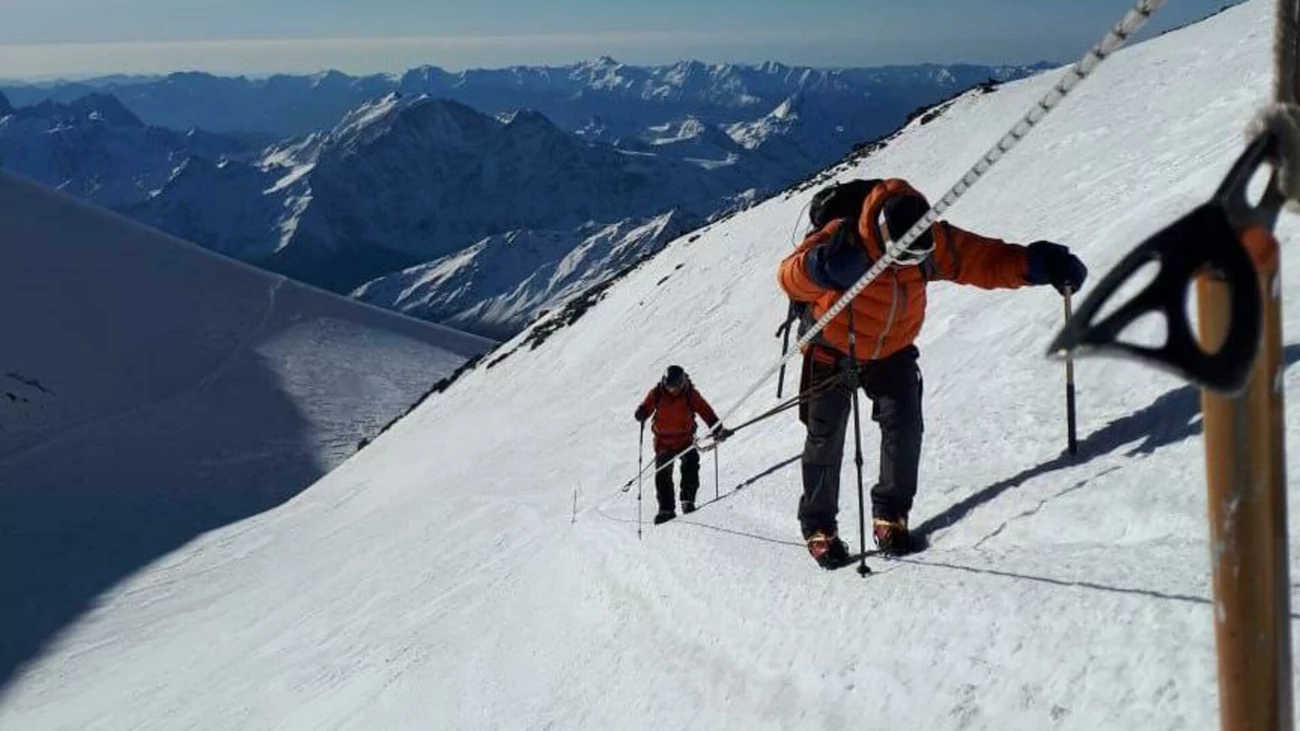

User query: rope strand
[1276,0,1300,103]
[1252,1,1300,206]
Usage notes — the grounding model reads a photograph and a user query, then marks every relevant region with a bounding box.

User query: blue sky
[0,0,1243,79]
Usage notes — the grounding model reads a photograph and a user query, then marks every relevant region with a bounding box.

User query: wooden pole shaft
[1198,227,1292,731]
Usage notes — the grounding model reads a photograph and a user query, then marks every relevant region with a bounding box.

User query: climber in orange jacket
[635,365,729,524]
[778,178,1086,566]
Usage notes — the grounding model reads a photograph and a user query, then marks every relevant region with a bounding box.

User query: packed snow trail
[3,3,1300,729]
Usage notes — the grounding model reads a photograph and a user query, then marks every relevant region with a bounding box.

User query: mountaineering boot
[681,501,696,514]
[654,510,676,525]
[872,516,911,555]
[806,531,852,569]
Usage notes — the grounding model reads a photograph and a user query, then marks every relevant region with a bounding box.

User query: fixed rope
[613,0,1169,500]
[1254,0,1300,205]
[1276,0,1300,104]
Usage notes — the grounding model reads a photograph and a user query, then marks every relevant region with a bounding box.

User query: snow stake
[1063,288,1079,457]
[1049,130,1292,730]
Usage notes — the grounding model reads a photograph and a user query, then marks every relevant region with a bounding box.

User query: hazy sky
[0,0,1243,79]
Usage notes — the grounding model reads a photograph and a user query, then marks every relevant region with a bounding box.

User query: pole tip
[857,563,872,576]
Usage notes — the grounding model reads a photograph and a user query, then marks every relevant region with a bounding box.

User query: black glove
[1025,241,1087,294]
[712,424,733,442]
[634,406,649,423]
[805,227,870,291]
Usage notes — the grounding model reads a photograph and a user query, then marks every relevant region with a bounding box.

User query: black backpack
[809,178,880,230]
[775,179,883,397]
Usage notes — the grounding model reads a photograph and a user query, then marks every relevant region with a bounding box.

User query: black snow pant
[798,345,923,539]
[655,447,700,513]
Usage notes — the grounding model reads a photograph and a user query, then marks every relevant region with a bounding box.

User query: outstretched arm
[634,387,657,423]
[688,390,720,428]
[929,222,1030,290]
[930,222,1086,293]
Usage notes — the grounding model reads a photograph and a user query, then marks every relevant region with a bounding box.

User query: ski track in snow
[1,3,1298,730]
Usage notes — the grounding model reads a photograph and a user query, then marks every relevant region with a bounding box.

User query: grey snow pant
[798,345,924,539]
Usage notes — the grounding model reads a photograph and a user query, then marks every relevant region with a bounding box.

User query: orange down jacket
[778,178,1031,363]
[638,383,719,454]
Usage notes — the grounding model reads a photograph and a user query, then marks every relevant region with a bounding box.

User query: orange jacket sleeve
[777,220,841,302]
[929,221,1030,290]
[688,390,720,427]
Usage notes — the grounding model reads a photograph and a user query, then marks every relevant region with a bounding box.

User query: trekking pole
[1063,288,1078,457]
[714,443,720,501]
[637,422,645,540]
[776,305,795,398]
[847,307,871,577]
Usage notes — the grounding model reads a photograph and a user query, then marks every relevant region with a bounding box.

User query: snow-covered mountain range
[0,91,253,207]
[0,60,1050,339]
[0,87,783,337]
[2,60,1052,210]
[118,94,758,296]
[2,60,1050,142]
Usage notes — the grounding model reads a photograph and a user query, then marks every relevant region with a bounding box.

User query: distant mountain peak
[584,56,621,70]
[71,93,144,126]
[771,94,802,120]
[309,69,352,88]
[331,92,409,140]
[322,94,506,164]
[500,108,561,132]
[12,92,143,127]
[757,60,791,75]
[398,65,454,87]
[163,70,219,83]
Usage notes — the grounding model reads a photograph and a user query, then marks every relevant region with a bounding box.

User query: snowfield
[0,170,491,716]
[1,2,1297,729]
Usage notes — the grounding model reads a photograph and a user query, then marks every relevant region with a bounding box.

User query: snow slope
[352,213,686,339]
[0,171,491,697]
[2,2,1296,729]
